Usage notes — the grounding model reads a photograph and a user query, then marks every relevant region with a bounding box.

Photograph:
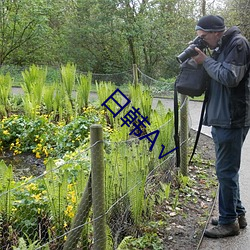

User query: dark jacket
[203,26,250,128]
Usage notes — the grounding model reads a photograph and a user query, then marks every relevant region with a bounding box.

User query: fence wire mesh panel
[0,65,193,249]
[0,123,178,249]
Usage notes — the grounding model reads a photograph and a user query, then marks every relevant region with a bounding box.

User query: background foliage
[1,0,248,80]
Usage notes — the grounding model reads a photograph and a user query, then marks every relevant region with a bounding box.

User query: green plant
[12,176,49,241]
[0,161,15,222]
[157,182,171,203]
[76,72,92,110]
[178,173,191,189]
[149,100,175,159]
[13,237,40,250]
[21,65,47,118]
[105,131,152,229]
[172,190,180,210]
[96,81,117,127]
[60,62,76,102]
[0,73,12,116]
[42,159,69,247]
[0,107,102,158]
[117,233,163,250]
[128,83,153,122]
[43,84,56,114]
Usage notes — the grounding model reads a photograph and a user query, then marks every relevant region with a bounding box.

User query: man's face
[196,30,222,49]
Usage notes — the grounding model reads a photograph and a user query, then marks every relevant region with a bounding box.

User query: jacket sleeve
[203,38,250,88]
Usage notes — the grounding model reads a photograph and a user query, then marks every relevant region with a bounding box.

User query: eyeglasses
[198,32,214,40]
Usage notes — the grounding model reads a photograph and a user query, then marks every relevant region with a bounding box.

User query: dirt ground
[158,130,217,250]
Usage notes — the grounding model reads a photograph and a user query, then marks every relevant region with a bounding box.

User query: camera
[176,36,208,64]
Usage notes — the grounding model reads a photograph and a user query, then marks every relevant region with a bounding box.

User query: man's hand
[192,47,207,64]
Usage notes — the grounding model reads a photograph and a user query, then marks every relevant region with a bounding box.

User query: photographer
[192,15,250,238]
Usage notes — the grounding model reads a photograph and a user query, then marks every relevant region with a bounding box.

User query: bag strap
[189,91,208,164]
[174,80,181,168]
[174,81,208,167]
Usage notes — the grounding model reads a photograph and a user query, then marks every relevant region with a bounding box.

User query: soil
[0,152,45,180]
[158,130,217,250]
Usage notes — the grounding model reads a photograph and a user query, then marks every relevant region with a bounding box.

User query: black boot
[204,222,240,238]
[211,214,247,229]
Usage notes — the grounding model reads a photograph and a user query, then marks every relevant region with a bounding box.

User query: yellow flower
[3,130,9,135]
[71,195,76,204]
[14,149,22,155]
[26,183,37,191]
[36,152,41,158]
[32,193,42,201]
[43,147,49,157]
[65,205,74,218]
[12,207,17,212]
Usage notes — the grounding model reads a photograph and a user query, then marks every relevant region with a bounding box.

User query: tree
[0,0,50,65]
[0,0,231,79]
[66,0,199,78]
[220,0,250,39]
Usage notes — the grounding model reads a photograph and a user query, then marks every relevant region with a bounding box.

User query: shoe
[204,222,240,238]
[211,214,247,229]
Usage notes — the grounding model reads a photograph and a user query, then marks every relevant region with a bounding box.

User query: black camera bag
[174,58,210,168]
[175,58,209,97]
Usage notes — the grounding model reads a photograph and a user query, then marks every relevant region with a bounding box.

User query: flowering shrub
[8,152,91,244]
[0,105,103,158]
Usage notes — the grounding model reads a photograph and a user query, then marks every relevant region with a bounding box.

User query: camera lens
[176,44,198,63]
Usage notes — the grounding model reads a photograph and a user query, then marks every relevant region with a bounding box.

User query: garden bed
[0,128,217,250]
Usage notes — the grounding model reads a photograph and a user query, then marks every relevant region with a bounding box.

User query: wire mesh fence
[0,65,190,249]
[1,64,174,97]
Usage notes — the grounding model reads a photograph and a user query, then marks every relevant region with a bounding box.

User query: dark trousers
[211,126,249,225]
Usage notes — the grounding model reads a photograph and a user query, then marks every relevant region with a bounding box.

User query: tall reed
[96,81,118,127]
[0,161,14,222]
[105,132,151,226]
[76,72,92,112]
[61,63,76,102]
[43,159,68,232]
[128,83,152,122]
[43,84,56,114]
[21,65,47,118]
[52,82,73,122]
[149,100,175,158]
[0,73,12,116]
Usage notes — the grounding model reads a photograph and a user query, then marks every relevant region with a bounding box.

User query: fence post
[91,124,106,250]
[180,94,189,176]
[133,64,138,86]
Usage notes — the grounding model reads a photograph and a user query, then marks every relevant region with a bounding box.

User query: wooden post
[180,94,189,176]
[91,124,106,250]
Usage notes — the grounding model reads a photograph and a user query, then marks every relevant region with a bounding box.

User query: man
[192,15,250,238]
